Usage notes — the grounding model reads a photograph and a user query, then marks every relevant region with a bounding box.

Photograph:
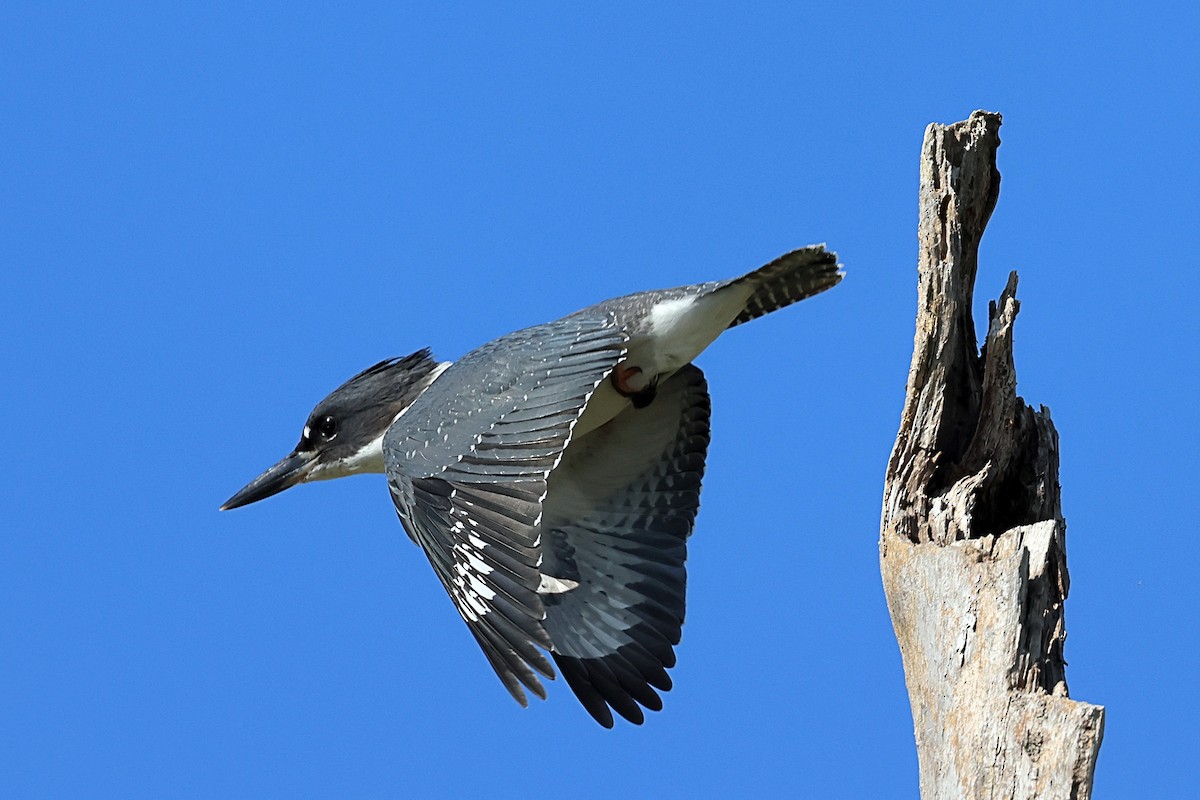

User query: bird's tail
[725,245,842,328]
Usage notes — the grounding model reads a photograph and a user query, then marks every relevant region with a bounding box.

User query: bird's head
[220,349,447,510]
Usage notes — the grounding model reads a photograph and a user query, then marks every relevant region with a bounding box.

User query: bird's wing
[383,315,627,705]
[538,364,711,727]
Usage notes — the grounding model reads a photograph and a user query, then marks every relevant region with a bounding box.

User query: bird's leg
[611,364,659,409]
[629,378,659,409]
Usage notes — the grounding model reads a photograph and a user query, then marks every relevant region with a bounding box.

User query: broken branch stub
[880,111,1104,800]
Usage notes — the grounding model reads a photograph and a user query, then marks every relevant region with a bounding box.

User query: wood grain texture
[880,111,1104,799]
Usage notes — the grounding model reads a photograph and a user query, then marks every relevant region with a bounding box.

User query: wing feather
[538,364,711,726]
[384,316,626,704]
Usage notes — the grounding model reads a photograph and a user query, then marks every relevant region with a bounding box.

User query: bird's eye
[316,415,338,439]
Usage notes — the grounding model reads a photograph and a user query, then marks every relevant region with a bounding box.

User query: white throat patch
[306,360,452,481]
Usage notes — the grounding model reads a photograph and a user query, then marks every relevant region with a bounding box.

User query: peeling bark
[880,111,1104,799]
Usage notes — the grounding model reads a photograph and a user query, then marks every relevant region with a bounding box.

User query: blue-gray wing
[383,315,627,706]
[537,364,711,727]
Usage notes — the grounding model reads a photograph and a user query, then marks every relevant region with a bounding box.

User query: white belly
[573,286,750,439]
[638,286,750,374]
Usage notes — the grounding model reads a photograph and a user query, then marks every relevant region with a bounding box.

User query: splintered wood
[880,111,1104,800]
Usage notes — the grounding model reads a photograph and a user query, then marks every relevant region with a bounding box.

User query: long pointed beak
[220,449,318,510]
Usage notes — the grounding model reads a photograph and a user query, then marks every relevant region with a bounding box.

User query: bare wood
[880,111,1104,799]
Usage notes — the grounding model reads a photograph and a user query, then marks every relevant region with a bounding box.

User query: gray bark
[880,111,1104,799]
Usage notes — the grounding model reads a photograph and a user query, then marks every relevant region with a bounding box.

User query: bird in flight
[222,245,842,727]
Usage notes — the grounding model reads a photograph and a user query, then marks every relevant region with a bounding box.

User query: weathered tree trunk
[880,111,1104,799]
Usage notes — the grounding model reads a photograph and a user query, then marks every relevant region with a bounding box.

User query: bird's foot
[611,365,659,409]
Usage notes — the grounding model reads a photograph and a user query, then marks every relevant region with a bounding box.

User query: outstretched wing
[383,315,626,705]
[537,364,711,727]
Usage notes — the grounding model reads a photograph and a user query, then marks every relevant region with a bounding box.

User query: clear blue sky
[3,3,1196,798]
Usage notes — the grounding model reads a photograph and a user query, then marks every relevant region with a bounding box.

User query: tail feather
[726,245,842,328]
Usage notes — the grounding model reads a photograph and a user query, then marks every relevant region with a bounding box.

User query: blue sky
[3,3,1196,798]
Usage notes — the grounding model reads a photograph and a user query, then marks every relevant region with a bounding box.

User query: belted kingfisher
[222,245,842,727]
